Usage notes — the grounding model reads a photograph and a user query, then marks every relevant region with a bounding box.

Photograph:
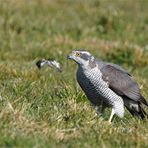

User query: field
[0,0,148,147]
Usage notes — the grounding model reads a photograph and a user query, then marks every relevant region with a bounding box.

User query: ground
[0,0,148,147]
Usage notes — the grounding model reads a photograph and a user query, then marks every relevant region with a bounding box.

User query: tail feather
[125,100,147,120]
[137,104,148,119]
[140,95,148,106]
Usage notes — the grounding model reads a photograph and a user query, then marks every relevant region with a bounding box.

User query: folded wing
[100,64,147,106]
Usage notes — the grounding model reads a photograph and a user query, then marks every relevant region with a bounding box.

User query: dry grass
[0,0,148,147]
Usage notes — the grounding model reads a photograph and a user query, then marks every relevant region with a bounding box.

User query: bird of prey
[36,59,62,72]
[67,50,148,122]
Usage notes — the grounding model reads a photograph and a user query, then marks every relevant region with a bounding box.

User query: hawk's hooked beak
[67,53,73,59]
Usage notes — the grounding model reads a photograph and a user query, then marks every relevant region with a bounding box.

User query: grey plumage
[68,50,147,122]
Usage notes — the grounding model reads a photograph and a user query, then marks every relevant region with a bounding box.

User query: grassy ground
[0,0,148,147]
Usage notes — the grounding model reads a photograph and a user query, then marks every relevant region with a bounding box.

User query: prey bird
[67,50,148,122]
[36,59,62,72]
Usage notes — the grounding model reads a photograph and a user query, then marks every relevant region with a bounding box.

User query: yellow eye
[76,52,80,57]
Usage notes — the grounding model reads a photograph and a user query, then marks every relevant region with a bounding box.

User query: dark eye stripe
[81,53,90,61]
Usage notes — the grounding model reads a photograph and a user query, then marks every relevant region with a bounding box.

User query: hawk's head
[67,50,95,68]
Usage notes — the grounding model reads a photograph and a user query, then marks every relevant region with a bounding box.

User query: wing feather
[100,64,141,102]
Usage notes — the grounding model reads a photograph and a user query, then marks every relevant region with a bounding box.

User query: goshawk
[67,50,148,122]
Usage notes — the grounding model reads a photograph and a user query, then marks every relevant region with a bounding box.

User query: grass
[0,0,148,147]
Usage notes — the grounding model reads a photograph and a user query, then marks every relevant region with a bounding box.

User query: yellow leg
[108,108,115,123]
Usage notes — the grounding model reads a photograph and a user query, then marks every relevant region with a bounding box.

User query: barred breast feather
[77,65,124,118]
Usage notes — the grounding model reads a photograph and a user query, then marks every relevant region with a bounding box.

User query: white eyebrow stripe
[81,51,91,55]
[74,50,91,55]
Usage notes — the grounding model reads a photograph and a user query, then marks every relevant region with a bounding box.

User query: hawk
[67,50,148,122]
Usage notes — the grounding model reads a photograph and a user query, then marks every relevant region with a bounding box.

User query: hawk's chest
[76,66,108,95]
